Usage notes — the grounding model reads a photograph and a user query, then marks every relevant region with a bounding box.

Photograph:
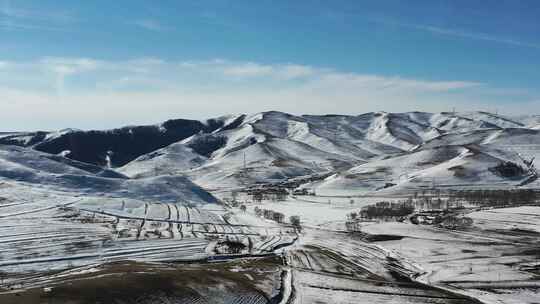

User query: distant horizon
[3,109,539,133]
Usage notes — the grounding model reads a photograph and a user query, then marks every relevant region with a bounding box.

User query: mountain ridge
[2,110,539,193]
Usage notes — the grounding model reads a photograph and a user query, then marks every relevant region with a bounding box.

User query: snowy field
[2,168,538,304]
[238,194,540,304]
[0,181,295,292]
[358,206,540,304]
[469,206,540,233]
[241,195,401,231]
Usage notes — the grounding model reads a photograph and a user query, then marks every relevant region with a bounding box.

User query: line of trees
[357,201,415,219]
[447,189,539,207]
[250,191,288,202]
[254,207,285,223]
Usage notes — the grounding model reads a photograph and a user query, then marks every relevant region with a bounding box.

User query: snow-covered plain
[235,191,540,304]
[358,206,540,304]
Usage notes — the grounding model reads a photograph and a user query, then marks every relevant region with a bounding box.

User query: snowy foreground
[3,180,539,304]
[241,196,540,304]
[0,179,297,303]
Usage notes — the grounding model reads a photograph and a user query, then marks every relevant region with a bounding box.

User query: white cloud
[219,62,317,80]
[40,57,101,75]
[132,19,168,31]
[222,62,275,77]
[0,57,535,131]
[280,64,316,79]
[312,73,480,92]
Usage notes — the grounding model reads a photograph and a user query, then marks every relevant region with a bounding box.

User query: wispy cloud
[0,5,73,22]
[0,0,75,31]
[412,24,540,49]
[0,57,493,95]
[371,18,540,49]
[132,19,168,31]
[40,57,101,75]
[310,73,481,92]
[0,57,536,131]
[222,62,275,77]
[0,21,66,31]
[219,62,316,79]
[182,59,479,91]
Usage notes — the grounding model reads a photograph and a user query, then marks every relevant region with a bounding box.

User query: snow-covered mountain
[314,144,537,195]
[117,111,540,191]
[2,110,539,193]
[0,145,217,204]
[0,116,242,167]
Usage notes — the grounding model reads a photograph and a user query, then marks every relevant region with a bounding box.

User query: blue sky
[1,0,539,130]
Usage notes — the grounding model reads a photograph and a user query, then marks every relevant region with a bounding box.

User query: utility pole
[243,152,246,173]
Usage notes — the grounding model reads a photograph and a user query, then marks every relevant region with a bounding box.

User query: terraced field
[286,234,480,304]
[0,184,296,292]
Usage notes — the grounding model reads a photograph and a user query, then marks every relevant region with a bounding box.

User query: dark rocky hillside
[0,118,233,167]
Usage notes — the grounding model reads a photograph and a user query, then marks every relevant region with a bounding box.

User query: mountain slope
[119,142,208,178]
[0,145,217,204]
[313,144,535,195]
[312,126,540,194]
[0,116,245,167]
